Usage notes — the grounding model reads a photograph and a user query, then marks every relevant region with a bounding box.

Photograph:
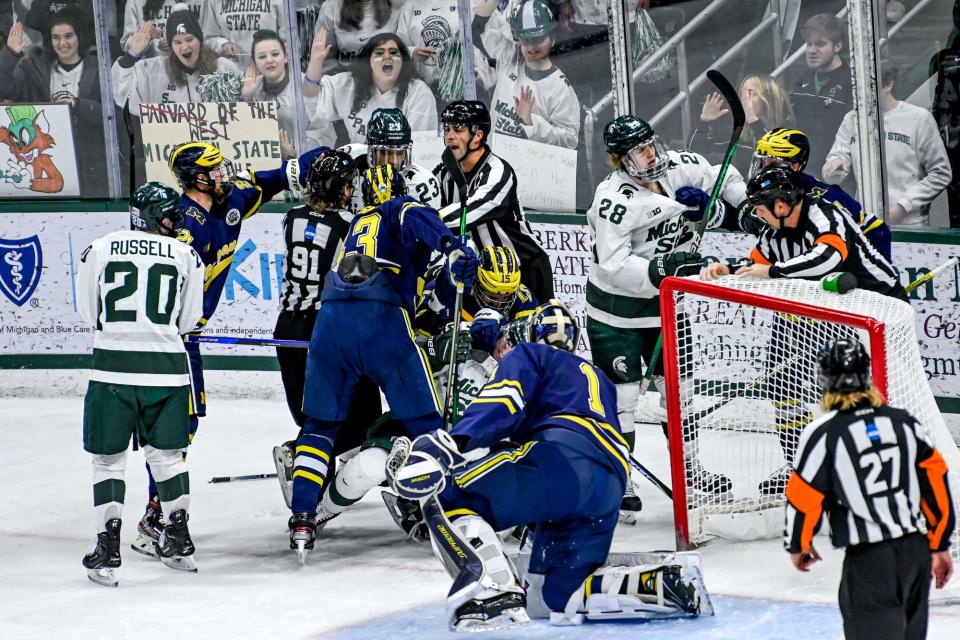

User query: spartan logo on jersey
[613,355,628,377]
[225,208,241,226]
[617,184,637,199]
[420,16,453,67]
[0,235,42,306]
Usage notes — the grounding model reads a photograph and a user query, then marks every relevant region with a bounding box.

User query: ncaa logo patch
[0,235,42,306]
[225,208,241,226]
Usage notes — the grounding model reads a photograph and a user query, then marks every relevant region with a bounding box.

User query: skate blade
[130,535,160,559]
[86,567,118,588]
[295,540,308,566]
[159,554,197,572]
[452,607,530,633]
[273,446,294,509]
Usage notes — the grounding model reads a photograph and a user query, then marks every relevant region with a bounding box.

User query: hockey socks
[144,446,190,524]
[291,427,336,514]
[92,452,127,533]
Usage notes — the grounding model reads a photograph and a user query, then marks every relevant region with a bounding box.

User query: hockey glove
[390,430,467,499]
[287,146,327,193]
[675,186,715,222]
[443,237,478,291]
[736,201,767,236]
[469,308,505,354]
[648,251,703,288]
[424,324,473,369]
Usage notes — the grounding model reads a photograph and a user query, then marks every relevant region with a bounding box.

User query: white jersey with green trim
[586,150,747,328]
[77,230,204,387]
[338,142,444,211]
[490,61,580,149]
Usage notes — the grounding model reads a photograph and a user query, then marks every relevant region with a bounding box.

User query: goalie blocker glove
[648,251,703,288]
[390,430,467,499]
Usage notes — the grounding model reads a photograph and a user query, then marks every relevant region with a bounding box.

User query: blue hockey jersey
[174,165,293,325]
[324,195,456,313]
[451,343,628,479]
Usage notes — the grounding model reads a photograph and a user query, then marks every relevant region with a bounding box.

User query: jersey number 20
[103,261,179,324]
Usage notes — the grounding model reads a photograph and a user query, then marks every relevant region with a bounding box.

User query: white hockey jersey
[77,230,204,387]
[586,150,747,328]
[339,142,444,211]
[306,72,439,144]
[490,61,580,149]
[111,55,242,111]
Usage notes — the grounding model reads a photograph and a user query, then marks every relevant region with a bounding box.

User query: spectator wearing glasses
[303,29,437,144]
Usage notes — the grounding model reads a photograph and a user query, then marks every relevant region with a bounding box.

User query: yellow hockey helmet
[475,245,521,311]
[750,128,810,177]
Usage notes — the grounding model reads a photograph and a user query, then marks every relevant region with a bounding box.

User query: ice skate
[689,462,733,497]
[130,499,163,559]
[618,482,643,525]
[315,502,339,532]
[155,509,197,572]
[759,465,793,501]
[289,512,316,566]
[451,589,530,632]
[83,518,121,587]
[273,440,295,509]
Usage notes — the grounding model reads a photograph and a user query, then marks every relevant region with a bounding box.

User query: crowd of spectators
[0,1,955,226]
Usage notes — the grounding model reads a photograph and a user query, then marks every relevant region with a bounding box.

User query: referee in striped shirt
[435,100,554,301]
[701,165,906,301]
[785,337,954,640]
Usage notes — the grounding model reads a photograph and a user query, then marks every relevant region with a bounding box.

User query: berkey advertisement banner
[2,212,960,402]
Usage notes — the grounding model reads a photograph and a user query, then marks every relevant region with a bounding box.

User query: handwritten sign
[491,135,577,211]
[0,103,80,197]
[140,101,282,188]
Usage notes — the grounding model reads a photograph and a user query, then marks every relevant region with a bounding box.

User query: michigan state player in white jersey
[339,107,443,211]
[586,115,748,514]
[77,182,205,586]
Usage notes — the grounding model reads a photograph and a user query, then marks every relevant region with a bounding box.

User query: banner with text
[3,212,960,402]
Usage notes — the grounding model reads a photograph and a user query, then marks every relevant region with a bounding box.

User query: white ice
[2,372,958,639]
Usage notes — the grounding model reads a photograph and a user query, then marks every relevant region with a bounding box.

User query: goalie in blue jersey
[287,163,477,562]
[389,301,713,631]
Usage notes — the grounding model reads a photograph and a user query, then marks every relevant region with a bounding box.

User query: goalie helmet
[361,163,406,207]
[746,165,805,211]
[817,337,871,393]
[367,108,413,170]
[603,115,670,182]
[168,141,236,191]
[510,0,557,42]
[130,181,181,235]
[306,150,356,208]
[475,246,522,311]
[750,128,810,178]
[528,300,580,352]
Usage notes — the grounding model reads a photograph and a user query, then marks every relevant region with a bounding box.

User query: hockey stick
[685,257,958,425]
[630,454,672,499]
[640,70,745,396]
[184,335,310,349]
[209,472,278,483]
[441,147,470,427]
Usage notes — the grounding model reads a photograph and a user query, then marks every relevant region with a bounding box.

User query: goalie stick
[640,69,745,397]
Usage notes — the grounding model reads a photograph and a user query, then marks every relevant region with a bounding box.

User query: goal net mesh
[661,275,960,561]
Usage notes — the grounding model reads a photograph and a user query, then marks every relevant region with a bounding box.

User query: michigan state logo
[0,235,42,306]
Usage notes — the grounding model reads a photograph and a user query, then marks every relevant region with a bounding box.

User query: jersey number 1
[579,363,606,418]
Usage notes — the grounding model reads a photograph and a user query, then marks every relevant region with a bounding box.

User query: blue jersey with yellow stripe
[451,343,628,479]
[800,172,891,261]
[332,195,455,313]
[174,166,291,325]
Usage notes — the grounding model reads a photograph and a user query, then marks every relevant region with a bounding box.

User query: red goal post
[659,275,960,559]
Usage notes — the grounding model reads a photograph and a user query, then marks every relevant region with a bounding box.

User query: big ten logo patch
[0,235,42,306]
[224,238,285,302]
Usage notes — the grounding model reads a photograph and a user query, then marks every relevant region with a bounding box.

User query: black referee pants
[274,309,381,455]
[839,533,931,640]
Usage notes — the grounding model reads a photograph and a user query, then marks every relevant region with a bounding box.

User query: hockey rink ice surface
[3,391,959,639]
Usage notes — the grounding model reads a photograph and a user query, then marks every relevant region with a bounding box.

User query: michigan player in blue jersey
[389,302,712,630]
[746,128,892,262]
[287,163,478,561]
[131,141,326,557]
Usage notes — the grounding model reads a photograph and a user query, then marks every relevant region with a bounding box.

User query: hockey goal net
[660,275,960,561]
